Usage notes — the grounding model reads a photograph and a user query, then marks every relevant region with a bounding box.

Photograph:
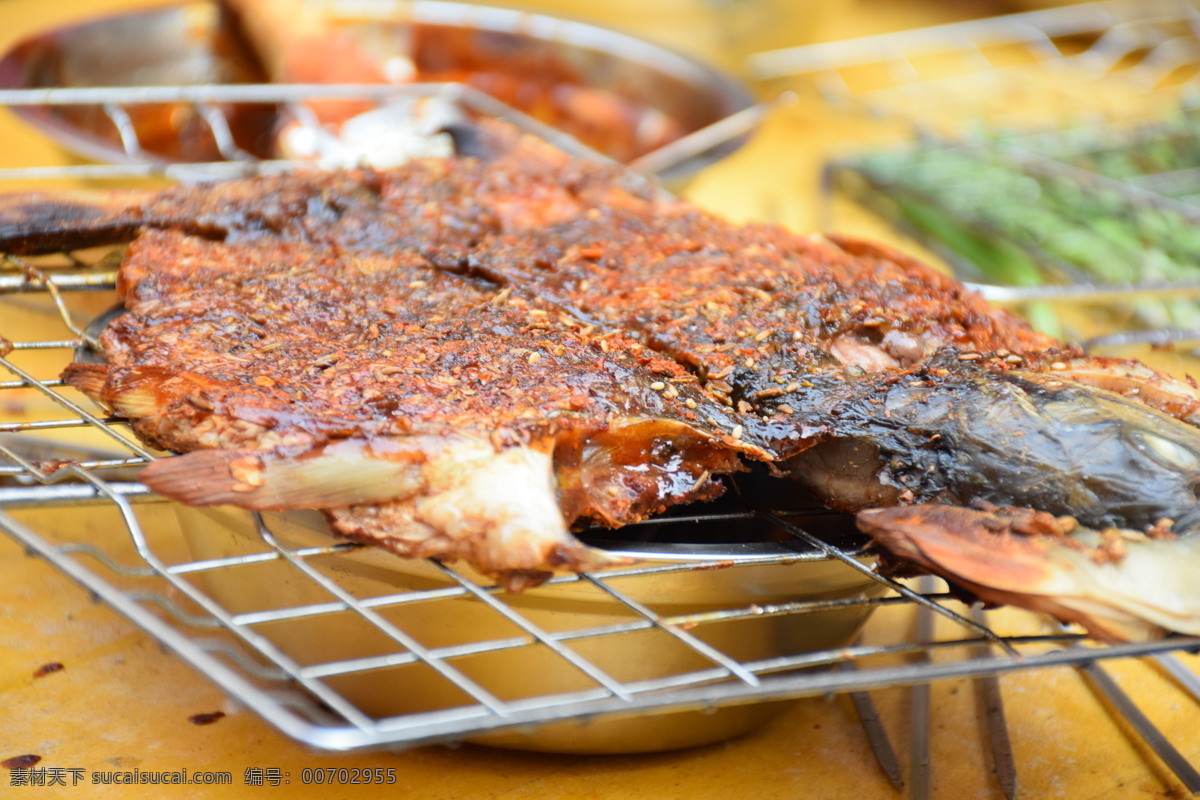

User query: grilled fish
[6,122,1200,637]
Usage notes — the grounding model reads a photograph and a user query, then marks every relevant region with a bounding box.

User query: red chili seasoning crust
[7,121,1200,641]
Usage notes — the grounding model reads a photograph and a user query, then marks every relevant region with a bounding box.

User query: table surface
[2,0,1200,798]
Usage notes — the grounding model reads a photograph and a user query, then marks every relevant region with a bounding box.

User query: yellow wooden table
[2,1,1199,798]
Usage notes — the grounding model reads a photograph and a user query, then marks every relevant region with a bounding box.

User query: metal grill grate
[750,0,1200,134]
[0,53,1199,800]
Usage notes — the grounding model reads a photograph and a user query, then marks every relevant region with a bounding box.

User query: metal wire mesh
[750,0,1200,134]
[0,8,1199,795]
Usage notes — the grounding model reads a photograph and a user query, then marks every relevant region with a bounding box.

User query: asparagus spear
[842,128,1200,334]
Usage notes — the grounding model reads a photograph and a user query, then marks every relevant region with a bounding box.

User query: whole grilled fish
[5,122,1200,638]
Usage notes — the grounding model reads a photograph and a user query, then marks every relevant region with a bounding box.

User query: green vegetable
[840,113,1200,335]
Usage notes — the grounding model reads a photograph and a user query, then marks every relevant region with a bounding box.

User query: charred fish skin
[779,356,1200,534]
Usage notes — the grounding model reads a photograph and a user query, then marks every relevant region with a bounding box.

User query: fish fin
[142,436,629,585]
[60,363,112,403]
[139,437,428,509]
[1047,358,1200,426]
[857,504,1200,642]
[63,364,229,421]
[328,443,629,587]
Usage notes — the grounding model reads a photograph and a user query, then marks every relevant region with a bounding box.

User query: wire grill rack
[0,44,1200,800]
[750,0,1200,134]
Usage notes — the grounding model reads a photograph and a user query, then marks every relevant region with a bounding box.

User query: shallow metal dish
[0,1,756,179]
[176,503,886,754]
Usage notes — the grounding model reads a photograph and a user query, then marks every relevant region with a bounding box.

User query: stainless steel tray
[0,1,755,182]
